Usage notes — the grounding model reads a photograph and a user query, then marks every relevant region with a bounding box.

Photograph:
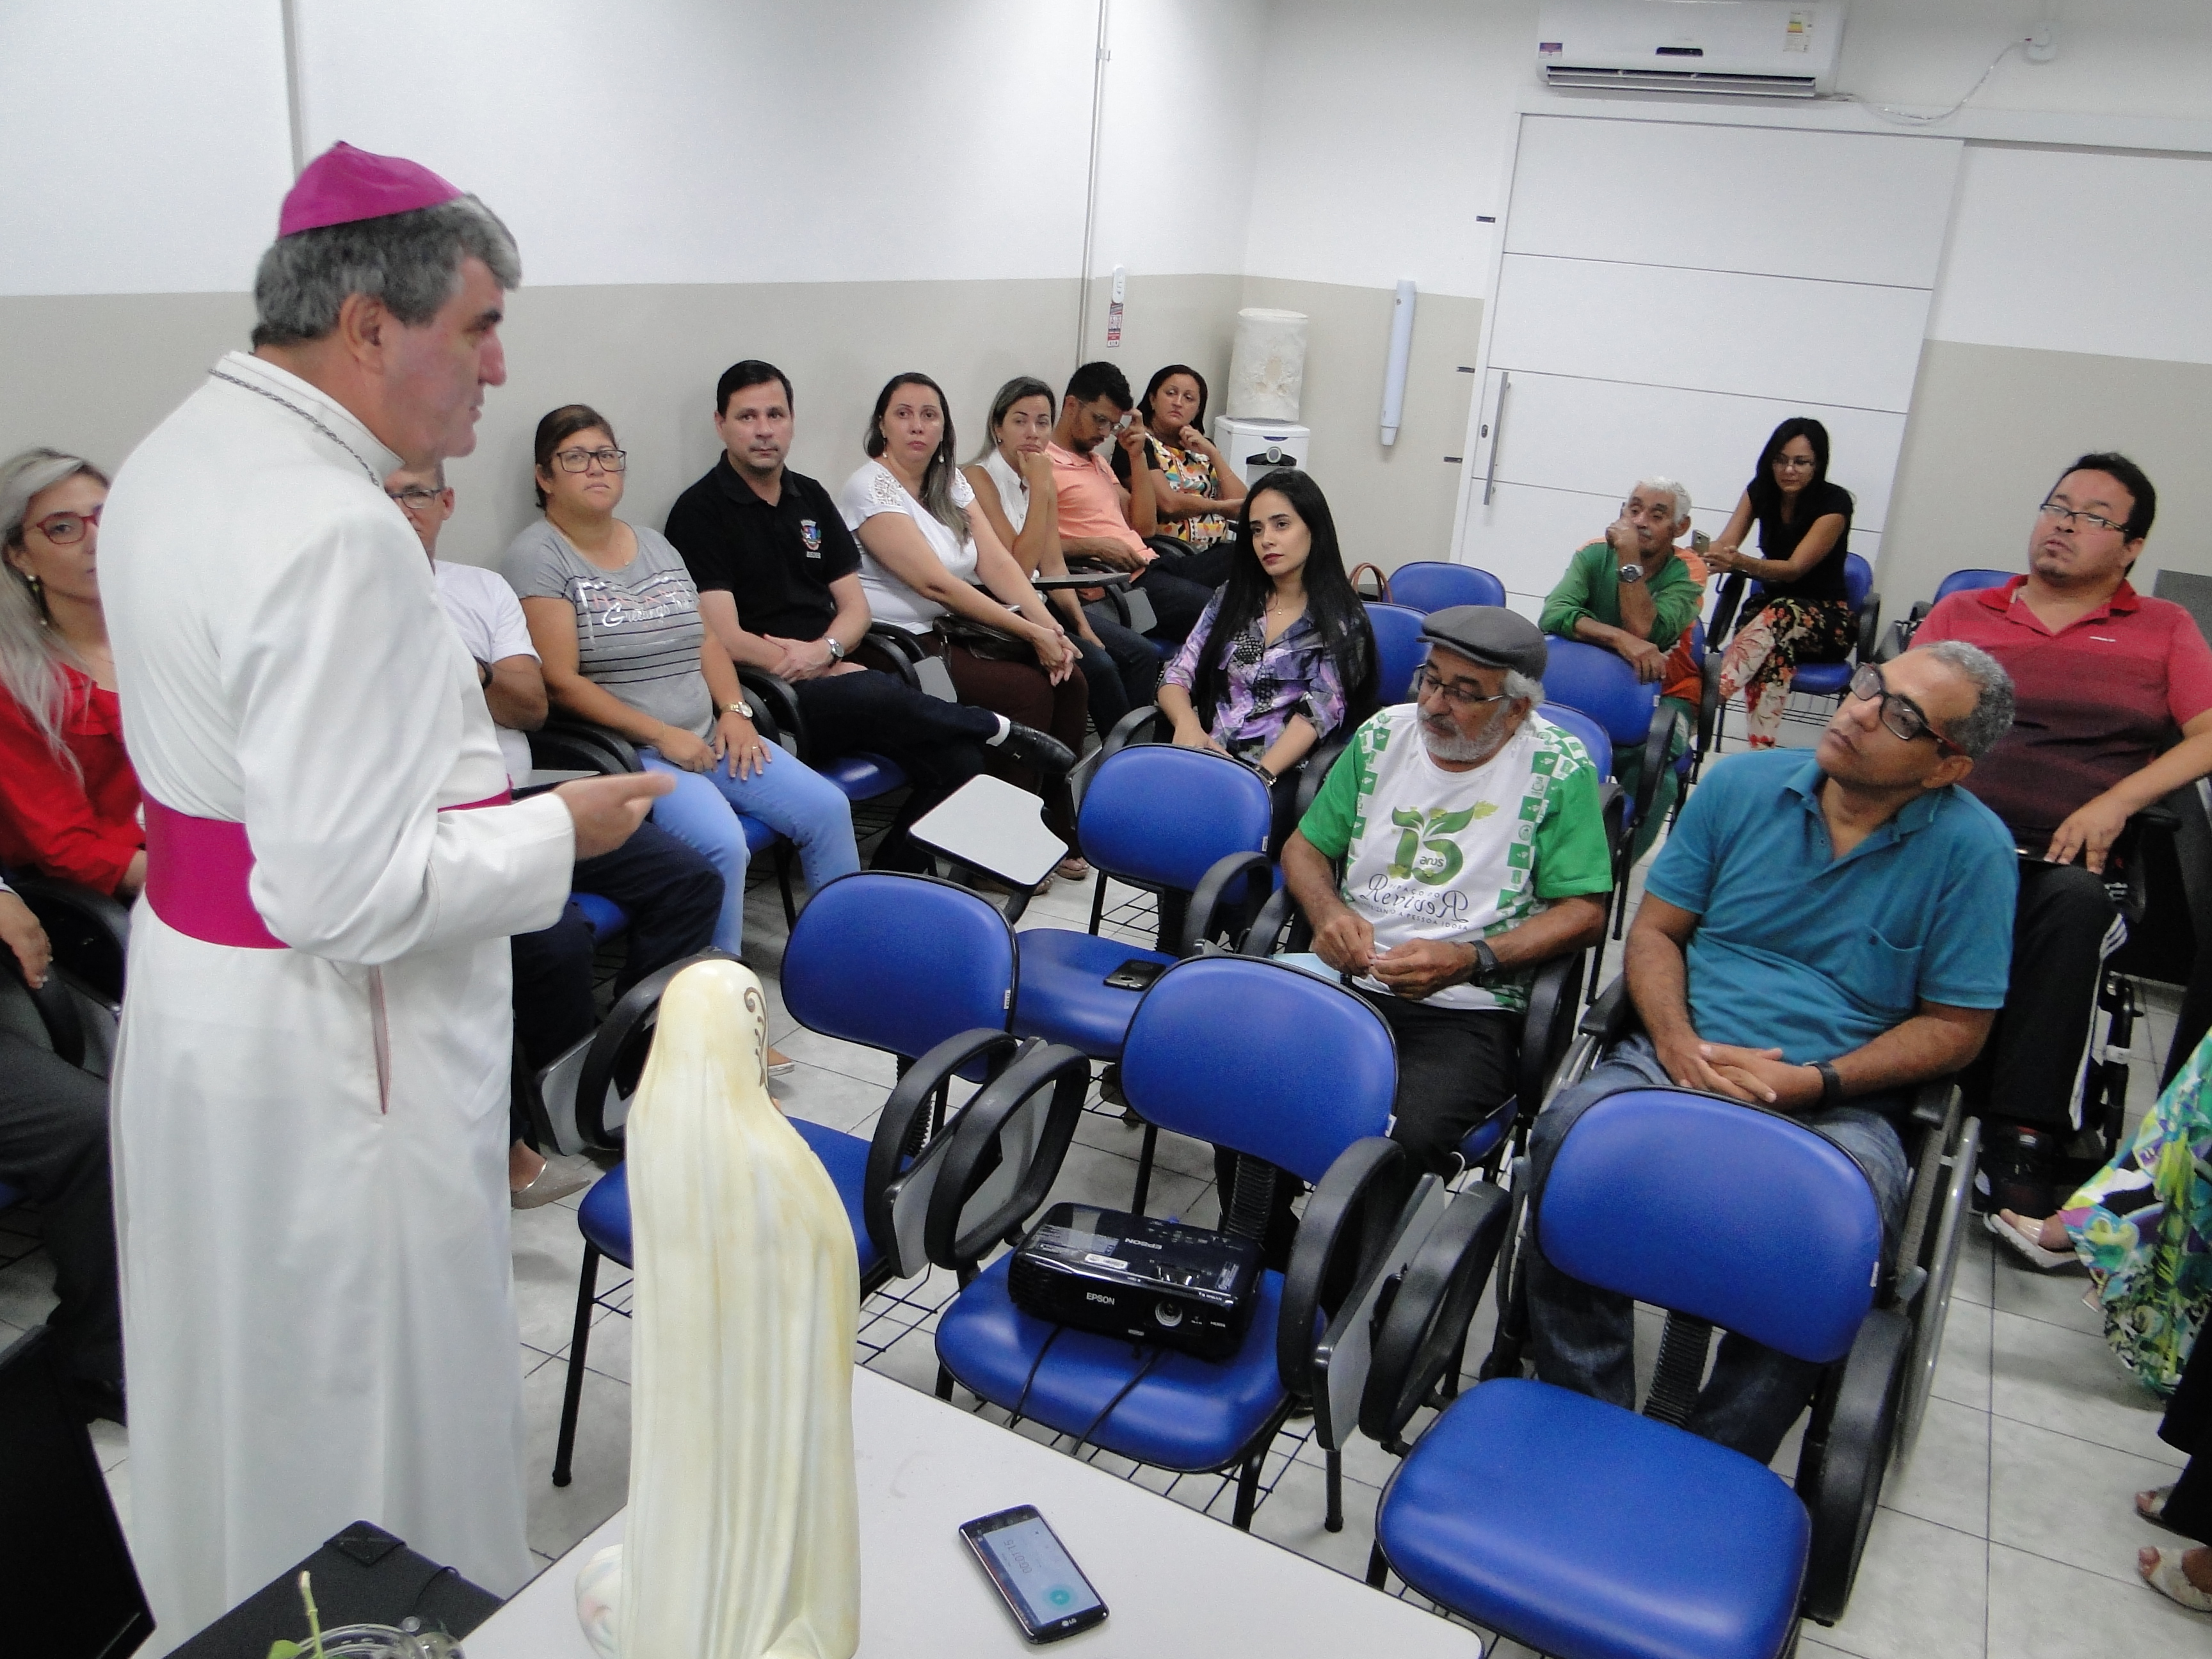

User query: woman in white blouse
[838,372,1089,872]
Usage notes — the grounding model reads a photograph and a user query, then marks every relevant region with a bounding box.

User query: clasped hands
[1657,1030,1825,1112]
[1311,910,1477,1000]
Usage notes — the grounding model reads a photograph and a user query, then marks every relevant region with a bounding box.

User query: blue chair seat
[1011,930,1175,1056]
[1789,661,1854,696]
[1379,1378,1809,1659]
[1455,1099,1516,1166]
[739,814,780,855]
[575,1114,883,1285]
[820,753,907,800]
[936,1254,1288,1469]
[571,892,629,940]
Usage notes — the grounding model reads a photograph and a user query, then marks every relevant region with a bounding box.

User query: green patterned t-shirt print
[1386,802,1496,884]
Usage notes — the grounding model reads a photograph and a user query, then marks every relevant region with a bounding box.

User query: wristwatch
[1813,1060,1843,1107]
[1616,563,1645,584]
[824,636,846,663]
[723,698,754,719]
[1466,940,1501,983]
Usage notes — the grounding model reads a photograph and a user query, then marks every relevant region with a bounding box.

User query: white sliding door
[1455,115,1960,615]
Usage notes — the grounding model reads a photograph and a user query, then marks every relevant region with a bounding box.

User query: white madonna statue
[576,958,862,1659]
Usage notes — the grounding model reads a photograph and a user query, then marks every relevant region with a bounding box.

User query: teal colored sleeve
[1296,723,1371,861]
[1912,811,2021,1009]
[1538,544,1600,638]
[1532,757,1617,899]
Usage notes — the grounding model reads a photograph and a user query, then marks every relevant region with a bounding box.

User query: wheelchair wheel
[1892,1112,1979,1469]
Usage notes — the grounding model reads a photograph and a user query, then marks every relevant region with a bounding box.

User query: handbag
[1349,562,1392,602]
[935,611,1036,662]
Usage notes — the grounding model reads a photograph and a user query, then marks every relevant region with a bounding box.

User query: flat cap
[1419,605,1547,680]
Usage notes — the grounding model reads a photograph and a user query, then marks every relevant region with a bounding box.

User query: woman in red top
[0,449,143,896]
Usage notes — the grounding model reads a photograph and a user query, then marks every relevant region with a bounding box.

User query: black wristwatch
[1813,1060,1843,1107]
[1466,940,1501,984]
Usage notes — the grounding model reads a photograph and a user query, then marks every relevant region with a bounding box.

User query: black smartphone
[960,1505,1109,1642]
[1102,958,1166,992]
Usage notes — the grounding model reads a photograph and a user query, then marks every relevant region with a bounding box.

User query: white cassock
[100,350,575,1647]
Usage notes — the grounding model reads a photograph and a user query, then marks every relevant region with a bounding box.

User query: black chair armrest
[1909,1077,1955,1132]
[1278,1135,1415,1396]
[1578,974,1633,1041]
[920,1039,1091,1268]
[1856,593,1883,664]
[531,716,641,775]
[1295,733,1352,822]
[1632,702,1673,828]
[569,949,732,1150]
[10,874,131,1006]
[1176,850,1275,956]
[1517,951,1587,1118]
[1697,650,1724,750]
[735,667,803,755]
[1100,703,1164,760]
[1242,886,1304,957]
[1706,572,1749,647]
[863,1027,1029,1260]
[866,622,929,662]
[1359,1180,1511,1444]
[1144,534,1198,561]
[1796,1306,1910,1624]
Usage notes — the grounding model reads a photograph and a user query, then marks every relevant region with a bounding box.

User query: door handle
[1481,373,1511,507]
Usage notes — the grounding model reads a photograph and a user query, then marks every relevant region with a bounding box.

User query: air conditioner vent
[1537,1,1847,100]
[1544,65,1821,98]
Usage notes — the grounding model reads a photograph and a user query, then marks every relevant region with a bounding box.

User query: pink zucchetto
[278,141,466,237]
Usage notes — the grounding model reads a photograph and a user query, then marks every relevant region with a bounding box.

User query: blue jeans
[640,742,860,955]
[1522,1032,1909,1462]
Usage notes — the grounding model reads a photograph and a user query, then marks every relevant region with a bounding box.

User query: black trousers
[794,666,997,864]
[1359,990,1524,1176]
[1070,610,1163,734]
[1964,861,2120,1132]
[509,818,723,1077]
[1132,544,1238,645]
[0,1033,119,1386]
[2160,1329,2212,1541]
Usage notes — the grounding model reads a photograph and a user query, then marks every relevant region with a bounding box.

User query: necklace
[208,367,383,486]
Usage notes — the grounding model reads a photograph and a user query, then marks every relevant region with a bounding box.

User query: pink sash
[143,792,512,949]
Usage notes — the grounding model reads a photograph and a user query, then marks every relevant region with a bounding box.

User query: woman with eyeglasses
[1158,468,1378,840]
[1706,417,1856,748]
[508,405,858,964]
[0,448,144,897]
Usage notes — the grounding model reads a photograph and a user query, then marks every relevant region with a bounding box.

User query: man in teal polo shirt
[1523,641,2019,1460]
[1540,479,1705,858]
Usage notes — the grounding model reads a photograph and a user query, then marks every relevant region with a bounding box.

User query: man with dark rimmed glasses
[1522,642,2019,1461]
[1916,453,2212,1236]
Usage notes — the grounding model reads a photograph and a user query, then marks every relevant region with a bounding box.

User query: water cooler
[1211,416,1311,487]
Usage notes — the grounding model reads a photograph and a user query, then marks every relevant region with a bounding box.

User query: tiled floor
[8,691,2207,1655]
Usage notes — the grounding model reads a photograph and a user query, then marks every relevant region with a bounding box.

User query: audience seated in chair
[1111,363,1247,555]
[0,877,121,1423]
[389,462,724,1200]
[1160,469,1379,846]
[1282,606,1611,1176]
[1708,417,1856,749]
[838,372,1087,878]
[1912,453,2212,1233]
[508,403,860,958]
[1523,642,2019,1461]
[1539,475,1703,858]
[662,361,1062,872]
[965,374,1159,733]
[1045,361,1230,645]
[0,451,143,899]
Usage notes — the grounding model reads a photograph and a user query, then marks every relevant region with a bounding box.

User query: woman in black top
[1708,417,1855,748]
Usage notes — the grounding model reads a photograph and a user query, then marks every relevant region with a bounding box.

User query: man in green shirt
[1539,477,1703,858]
[1285,606,1612,1174]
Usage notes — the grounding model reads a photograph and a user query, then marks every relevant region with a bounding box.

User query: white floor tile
[771,1027,898,1088]
[1246,1456,1382,1580]
[1882,1395,1990,1538]
[1930,1295,1993,1412]
[774,1062,891,1135]
[520,1359,629,1561]
[1987,1415,2195,1586]
[1989,1309,2184,1468]
[0,1246,56,1328]
[1985,1539,2209,1658]
[1812,1508,1987,1659]
[507,1199,593,1355]
[1991,1253,2103,1339]
[1948,1219,1995,1310]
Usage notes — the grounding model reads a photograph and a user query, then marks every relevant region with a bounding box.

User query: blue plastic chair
[1365,601,1429,705]
[1543,637,1677,937]
[936,956,1412,1529]
[554,875,1084,1486]
[1370,1087,1900,1655]
[570,892,629,942]
[1931,566,2010,604]
[734,666,910,811]
[1388,561,1507,615]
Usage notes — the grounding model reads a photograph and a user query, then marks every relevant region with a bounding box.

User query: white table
[466,1369,1473,1657]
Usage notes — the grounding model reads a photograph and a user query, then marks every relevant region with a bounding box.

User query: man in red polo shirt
[1917,453,2212,1230]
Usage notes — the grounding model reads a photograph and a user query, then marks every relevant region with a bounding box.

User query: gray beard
[1420,717,1507,766]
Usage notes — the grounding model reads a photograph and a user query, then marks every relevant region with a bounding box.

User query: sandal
[2138,1547,2212,1612]
[2139,1485,2185,1532]
[1055,856,1092,883]
[1986,1210,2076,1271]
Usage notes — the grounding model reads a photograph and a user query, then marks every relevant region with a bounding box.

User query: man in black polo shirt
[665,360,1071,869]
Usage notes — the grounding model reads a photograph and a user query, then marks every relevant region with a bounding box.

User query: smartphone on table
[960,1504,1109,1642]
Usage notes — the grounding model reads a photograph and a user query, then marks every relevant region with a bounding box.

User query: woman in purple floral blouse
[1158,468,1377,793]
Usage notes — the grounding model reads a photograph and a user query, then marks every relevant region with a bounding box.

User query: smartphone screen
[961,1506,1108,1642]
[1103,958,1166,991]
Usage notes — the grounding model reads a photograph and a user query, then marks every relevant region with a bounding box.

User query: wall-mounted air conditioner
[1536,0,1847,99]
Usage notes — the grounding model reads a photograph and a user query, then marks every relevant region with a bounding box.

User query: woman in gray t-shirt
[509,404,858,959]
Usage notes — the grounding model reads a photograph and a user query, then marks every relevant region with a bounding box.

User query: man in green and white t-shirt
[1285,606,1613,1173]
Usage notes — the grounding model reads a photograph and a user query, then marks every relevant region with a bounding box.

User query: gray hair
[1503,668,1544,704]
[1632,475,1692,523]
[252,195,522,348]
[0,447,109,769]
[1918,639,2014,759]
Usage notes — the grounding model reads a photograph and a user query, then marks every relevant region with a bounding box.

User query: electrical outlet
[2026,25,2057,63]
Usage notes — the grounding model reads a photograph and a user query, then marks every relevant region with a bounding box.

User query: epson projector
[1008,1204,1264,1361]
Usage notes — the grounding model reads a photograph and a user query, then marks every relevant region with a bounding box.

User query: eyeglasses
[1411,664,1510,710]
[552,447,627,474]
[2037,500,2127,536]
[1774,454,1817,470]
[28,505,101,545]
[1848,664,1962,755]
[386,486,446,510]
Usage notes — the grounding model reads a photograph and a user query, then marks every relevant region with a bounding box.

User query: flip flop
[1055,856,1092,883]
[2138,1485,2188,1532]
[2139,1548,2212,1612]
[1986,1210,2077,1271]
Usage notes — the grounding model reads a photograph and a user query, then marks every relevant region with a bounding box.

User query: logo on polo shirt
[800,518,823,556]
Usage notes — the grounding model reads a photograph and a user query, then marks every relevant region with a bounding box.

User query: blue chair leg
[552,1242,600,1488]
